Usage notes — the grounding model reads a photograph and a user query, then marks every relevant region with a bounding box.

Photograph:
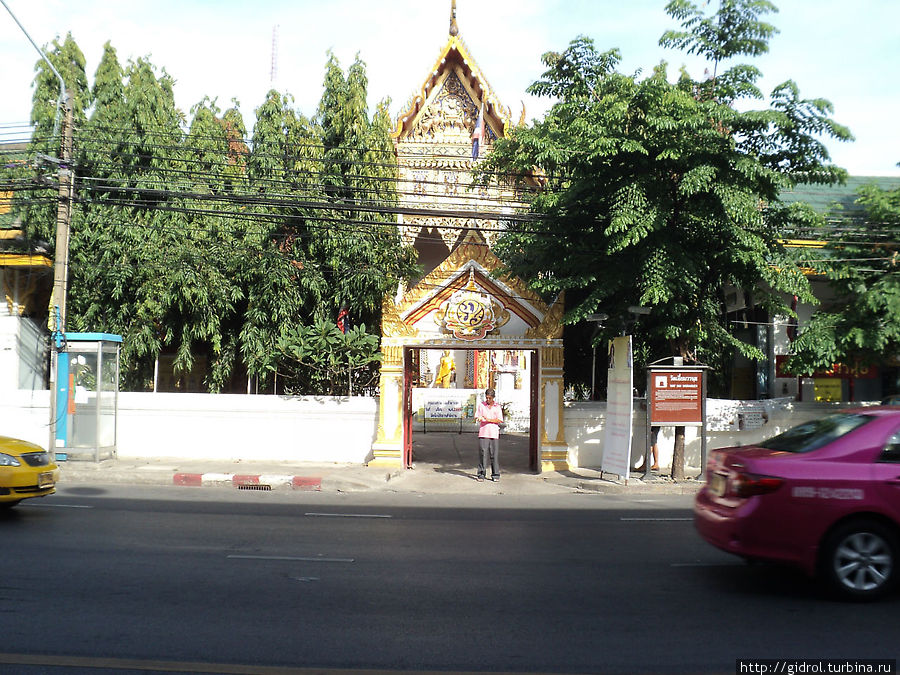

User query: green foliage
[310,53,417,323]
[787,181,900,375]
[483,1,850,394]
[242,54,418,393]
[17,33,90,244]
[15,36,418,393]
[660,0,778,102]
[275,319,381,396]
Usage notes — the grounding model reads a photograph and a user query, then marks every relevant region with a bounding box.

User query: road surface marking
[23,503,93,509]
[305,512,392,518]
[228,555,354,563]
[0,651,419,673]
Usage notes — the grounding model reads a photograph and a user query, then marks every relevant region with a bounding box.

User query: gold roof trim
[399,239,546,317]
[382,237,564,340]
[392,34,511,140]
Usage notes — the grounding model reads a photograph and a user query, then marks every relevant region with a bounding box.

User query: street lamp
[587,314,608,400]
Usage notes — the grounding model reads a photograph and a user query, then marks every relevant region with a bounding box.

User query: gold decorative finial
[449,0,459,36]
[465,268,478,290]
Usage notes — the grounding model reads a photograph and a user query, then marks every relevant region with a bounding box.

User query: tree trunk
[672,426,686,481]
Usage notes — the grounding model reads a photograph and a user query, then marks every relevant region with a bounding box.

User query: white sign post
[602,335,634,482]
[423,397,465,433]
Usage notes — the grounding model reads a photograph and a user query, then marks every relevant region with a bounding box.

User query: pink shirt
[476,401,504,439]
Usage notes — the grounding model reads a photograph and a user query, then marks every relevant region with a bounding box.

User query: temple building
[370,4,568,471]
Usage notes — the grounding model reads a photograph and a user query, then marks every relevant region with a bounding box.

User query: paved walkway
[55,432,704,496]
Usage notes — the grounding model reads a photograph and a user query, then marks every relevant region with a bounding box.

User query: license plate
[38,472,55,489]
[709,473,727,497]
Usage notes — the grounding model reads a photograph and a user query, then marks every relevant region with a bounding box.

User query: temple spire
[449,0,459,36]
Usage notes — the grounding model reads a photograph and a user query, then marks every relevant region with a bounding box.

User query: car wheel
[821,520,898,601]
[0,500,21,509]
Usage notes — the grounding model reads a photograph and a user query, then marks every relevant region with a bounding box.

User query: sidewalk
[54,433,703,496]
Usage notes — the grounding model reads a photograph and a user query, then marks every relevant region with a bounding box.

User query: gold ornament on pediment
[434,270,509,341]
[381,296,417,338]
[525,296,565,340]
[408,72,487,146]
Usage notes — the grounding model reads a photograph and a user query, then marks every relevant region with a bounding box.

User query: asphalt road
[1,485,897,675]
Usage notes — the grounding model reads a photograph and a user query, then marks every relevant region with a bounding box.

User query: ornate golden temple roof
[392,9,512,141]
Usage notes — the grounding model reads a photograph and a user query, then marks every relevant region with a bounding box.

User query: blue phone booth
[54,333,122,462]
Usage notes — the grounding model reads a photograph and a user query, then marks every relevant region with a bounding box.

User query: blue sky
[2,0,898,176]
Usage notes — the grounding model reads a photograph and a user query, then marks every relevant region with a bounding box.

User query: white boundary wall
[565,399,874,471]
[1,388,50,448]
[2,391,379,463]
[2,390,874,468]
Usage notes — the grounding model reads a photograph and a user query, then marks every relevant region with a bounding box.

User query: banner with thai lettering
[602,336,633,478]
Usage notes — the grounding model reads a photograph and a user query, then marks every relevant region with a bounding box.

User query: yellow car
[0,436,60,508]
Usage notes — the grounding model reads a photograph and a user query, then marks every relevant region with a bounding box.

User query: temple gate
[369,8,569,471]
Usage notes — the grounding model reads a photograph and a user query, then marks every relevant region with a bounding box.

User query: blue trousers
[478,437,500,479]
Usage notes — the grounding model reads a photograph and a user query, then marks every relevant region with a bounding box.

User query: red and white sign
[650,369,703,425]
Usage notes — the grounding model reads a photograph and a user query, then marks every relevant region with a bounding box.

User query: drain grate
[237,483,272,491]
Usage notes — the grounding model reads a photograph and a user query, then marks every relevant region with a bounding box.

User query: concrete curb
[172,473,322,490]
[54,458,704,496]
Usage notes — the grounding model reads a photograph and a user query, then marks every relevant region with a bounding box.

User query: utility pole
[48,92,74,458]
[2,0,73,456]
[52,91,74,328]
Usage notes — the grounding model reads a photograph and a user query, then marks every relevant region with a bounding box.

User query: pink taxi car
[694,409,900,600]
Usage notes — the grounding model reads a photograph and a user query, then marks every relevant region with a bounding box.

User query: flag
[337,306,349,334]
[471,101,484,160]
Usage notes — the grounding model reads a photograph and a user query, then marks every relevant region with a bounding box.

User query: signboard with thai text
[649,369,703,426]
[424,398,464,419]
[602,336,633,479]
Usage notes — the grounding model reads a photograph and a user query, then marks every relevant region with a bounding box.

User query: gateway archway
[369,11,568,471]
[370,240,568,471]
[401,346,540,473]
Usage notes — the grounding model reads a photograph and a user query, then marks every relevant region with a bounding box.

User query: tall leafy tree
[253,55,418,394]
[787,179,900,376]
[483,0,850,477]
[67,56,194,388]
[17,38,416,395]
[312,53,417,328]
[243,90,329,389]
[18,33,90,245]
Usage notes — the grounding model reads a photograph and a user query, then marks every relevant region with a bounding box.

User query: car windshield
[758,413,873,453]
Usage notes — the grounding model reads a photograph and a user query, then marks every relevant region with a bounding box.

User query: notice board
[649,368,704,426]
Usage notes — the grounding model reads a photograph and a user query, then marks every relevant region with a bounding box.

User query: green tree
[252,55,418,395]
[659,0,777,102]
[483,1,850,478]
[787,179,900,376]
[312,53,417,328]
[276,319,381,395]
[18,33,90,245]
[66,55,199,389]
[16,38,416,395]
